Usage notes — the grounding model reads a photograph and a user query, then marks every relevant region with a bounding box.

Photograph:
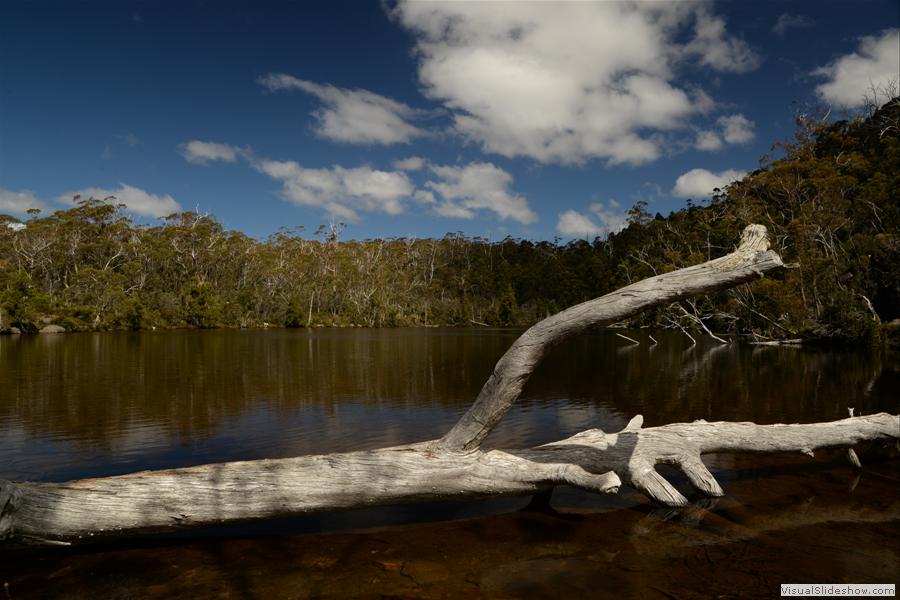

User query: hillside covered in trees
[1,99,898,344]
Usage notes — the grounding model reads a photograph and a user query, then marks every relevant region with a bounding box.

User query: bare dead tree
[1,225,897,545]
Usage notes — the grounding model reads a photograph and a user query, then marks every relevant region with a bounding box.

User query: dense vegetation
[1,99,898,343]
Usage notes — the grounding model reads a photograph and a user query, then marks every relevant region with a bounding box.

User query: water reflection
[0,329,896,482]
[1,329,898,598]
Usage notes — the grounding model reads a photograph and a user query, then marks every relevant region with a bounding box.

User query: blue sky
[1,0,898,241]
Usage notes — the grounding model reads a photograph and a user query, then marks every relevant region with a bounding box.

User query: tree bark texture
[2,225,897,544]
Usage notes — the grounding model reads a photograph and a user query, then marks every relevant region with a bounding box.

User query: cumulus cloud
[719,114,755,144]
[0,188,48,215]
[772,14,814,37]
[58,183,181,217]
[392,156,426,171]
[424,162,537,223]
[695,129,724,151]
[179,140,529,225]
[254,159,414,222]
[683,8,761,73]
[557,199,627,239]
[814,29,900,107]
[695,113,755,151]
[180,140,242,165]
[557,211,602,239]
[672,168,746,198]
[413,189,436,205]
[391,1,759,165]
[258,73,426,145]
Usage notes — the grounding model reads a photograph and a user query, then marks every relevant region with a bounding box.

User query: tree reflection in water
[0,329,897,598]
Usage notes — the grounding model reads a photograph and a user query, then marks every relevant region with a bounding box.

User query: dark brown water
[1,329,898,598]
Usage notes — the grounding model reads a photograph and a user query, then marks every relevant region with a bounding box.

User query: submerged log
[1,225,897,545]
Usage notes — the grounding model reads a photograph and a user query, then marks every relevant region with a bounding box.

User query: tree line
[1,98,897,344]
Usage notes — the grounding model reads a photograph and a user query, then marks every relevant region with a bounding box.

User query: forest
[1,98,898,344]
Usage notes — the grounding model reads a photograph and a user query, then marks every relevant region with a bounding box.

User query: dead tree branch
[2,225,897,545]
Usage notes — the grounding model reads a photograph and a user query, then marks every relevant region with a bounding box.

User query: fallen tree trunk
[2,414,896,544]
[1,225,897,545]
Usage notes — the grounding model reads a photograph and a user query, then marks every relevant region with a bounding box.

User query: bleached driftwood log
[1,225,897,545]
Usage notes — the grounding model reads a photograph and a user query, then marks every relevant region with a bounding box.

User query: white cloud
[0,188,48,215]
[772,14,814,37]
[556,200,627,239]
[180,140,242,165]
[672,168,746,198]
[814,29,900,107]
[391,1,759,165]
[254,159,414,222]
[424,162,537,224]
[258,73,426,145]
[695,113,754,151]
[558,210,603,239]
[718,114,755,144]
[434,201,477,220]
[413,189,436,204]
[590,199,628,233]
[58,183,181,217]
[695,129,724,151]
[393,156,426,171]
[682,8,760,73]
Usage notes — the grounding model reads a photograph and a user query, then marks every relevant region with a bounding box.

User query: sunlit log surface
[2,225,897,545]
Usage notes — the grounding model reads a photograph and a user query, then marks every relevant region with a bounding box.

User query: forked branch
[438,224,783,452]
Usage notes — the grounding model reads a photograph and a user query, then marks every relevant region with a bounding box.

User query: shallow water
[1,329,898,598]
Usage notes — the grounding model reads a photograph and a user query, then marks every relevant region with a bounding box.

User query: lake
[1,329,898,598]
